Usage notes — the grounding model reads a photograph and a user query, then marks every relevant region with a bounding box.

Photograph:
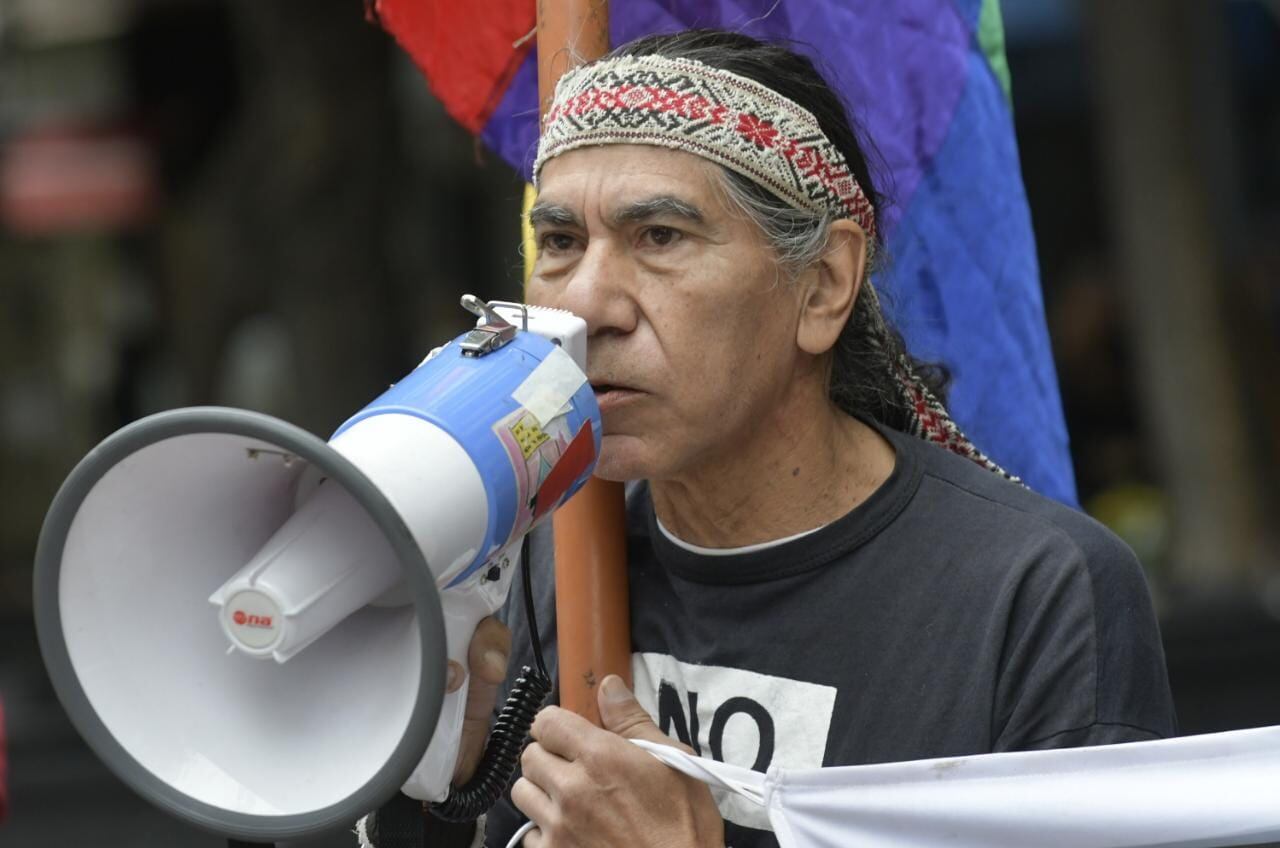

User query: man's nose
[556,238,638,338]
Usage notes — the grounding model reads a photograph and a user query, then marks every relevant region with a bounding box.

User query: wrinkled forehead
[534,144,733,220]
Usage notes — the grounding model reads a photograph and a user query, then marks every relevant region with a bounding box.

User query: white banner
[634,725,1280,848]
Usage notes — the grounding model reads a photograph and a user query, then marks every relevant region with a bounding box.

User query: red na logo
[231,610,273,628]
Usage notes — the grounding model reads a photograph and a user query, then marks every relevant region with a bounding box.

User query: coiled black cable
[429,535,552,823]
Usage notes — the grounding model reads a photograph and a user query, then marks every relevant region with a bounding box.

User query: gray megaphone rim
[33,406,448,842]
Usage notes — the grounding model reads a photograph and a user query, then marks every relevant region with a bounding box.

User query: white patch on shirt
[631,652,837,832]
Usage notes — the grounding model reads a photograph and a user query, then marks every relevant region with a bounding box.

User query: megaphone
[33,296,601,842]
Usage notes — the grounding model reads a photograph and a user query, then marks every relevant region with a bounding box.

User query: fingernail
[483,649,508,677]
[447,663,462,691]
[600,675,632,704]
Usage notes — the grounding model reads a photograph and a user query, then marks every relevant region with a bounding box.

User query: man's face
[528,145,805,482]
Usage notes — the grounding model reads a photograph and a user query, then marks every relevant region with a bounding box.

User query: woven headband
[534,54,878,242]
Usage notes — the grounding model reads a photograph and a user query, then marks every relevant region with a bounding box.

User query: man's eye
[641,226,681,248]
[539,232,578,253]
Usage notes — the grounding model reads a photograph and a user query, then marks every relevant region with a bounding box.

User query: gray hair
[715,167,930,432]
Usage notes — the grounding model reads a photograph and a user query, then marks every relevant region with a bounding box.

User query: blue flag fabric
[481,0,1077,505]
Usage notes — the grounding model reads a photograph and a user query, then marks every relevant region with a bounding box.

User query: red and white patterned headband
[534,54,878,243]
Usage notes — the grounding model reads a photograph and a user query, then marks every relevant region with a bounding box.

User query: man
[403,29,1175,848]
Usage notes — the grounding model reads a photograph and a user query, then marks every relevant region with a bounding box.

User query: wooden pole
[535,0,610,117]
[551,476,631,723]
[534,0,632,726]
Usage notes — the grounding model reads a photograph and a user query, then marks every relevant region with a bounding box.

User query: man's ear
[796,219,868,356]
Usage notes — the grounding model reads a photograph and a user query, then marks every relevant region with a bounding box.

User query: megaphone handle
[402,571,514,801]
[428,533,552,824]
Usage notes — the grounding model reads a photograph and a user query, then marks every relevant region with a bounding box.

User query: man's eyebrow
[528,202,582,228]
[610,195,706,226]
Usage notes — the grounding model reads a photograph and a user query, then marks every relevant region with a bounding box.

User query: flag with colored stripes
[373,0,1077,505]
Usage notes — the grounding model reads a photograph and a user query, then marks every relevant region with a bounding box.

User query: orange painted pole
[535,0,611,116]
[551,476,630,723]
[535,0,631,726]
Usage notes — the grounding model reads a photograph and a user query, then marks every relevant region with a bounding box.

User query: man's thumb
[598,675,665,742]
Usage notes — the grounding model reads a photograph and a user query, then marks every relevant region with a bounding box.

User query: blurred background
[0,0,1277,844]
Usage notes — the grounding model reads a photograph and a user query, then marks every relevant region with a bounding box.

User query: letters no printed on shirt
[631,652,837,832]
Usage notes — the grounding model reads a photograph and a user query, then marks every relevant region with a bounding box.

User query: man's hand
[512,675,725,847]
[446,616,511,785]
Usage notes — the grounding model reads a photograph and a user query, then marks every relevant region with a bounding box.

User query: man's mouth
[590,382,643,411]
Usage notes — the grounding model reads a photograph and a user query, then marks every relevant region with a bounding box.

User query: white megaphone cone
[33,297,600,843]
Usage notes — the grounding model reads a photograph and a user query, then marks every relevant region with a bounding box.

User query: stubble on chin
[590,434,652,483]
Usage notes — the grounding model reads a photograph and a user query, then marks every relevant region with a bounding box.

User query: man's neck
[649,387,896,549]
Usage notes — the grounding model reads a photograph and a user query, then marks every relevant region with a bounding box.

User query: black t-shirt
[485,422,1177,847]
